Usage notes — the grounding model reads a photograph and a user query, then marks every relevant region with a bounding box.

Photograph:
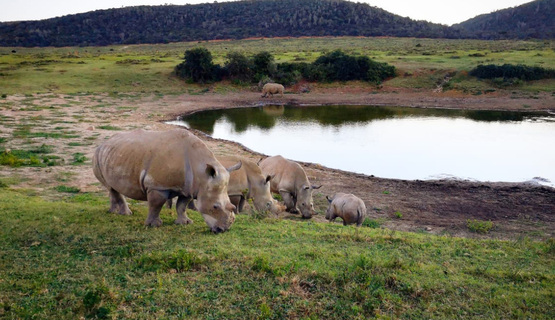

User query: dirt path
[1,88,554,240]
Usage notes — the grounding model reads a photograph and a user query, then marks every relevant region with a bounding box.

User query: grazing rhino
[325,193,367,227]
[92,129,241,233]
[217,155,282,214]
[261,83,284,98]
[259,155,321,219]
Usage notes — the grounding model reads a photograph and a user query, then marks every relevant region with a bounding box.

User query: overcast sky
[0,0,536,25]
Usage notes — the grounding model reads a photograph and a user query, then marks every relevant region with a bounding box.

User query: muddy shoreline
[2,88,554,240]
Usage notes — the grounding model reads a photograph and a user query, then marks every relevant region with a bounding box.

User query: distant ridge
[455,0,554,39]
[0,0,552,47]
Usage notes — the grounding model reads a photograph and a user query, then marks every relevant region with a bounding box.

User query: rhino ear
[326,195,332,203]
[206,164,217,178]
[226,161,242,172]
[312,185,322,190]
[265,175,272,184]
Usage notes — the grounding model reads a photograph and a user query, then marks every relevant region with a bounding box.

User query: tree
[252,51,276,80]
[224,52,253,82]
[174,47,221,83]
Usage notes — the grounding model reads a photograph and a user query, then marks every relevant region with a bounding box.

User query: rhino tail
[356,205,365,226]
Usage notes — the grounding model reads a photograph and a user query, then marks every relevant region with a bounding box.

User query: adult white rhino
[259,155,321,219]
[217,155,282,215]
[92,129,241,233]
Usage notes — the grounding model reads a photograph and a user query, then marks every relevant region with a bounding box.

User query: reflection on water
[168,105,555,186]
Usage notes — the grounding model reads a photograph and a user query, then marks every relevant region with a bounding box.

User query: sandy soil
[2,86,554,240]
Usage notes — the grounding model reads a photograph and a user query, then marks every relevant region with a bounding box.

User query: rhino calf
[261,83,284,98]
[325,193,367,227]
[93,129,241,233]
[259,155,321,219]
[218,155,282,214]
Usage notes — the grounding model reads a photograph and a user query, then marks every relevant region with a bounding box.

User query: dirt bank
[2,88,554,240]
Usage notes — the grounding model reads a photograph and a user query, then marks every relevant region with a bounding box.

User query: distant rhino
[261,83,284,98]
[92,129,241,233]
[259,155,321,219]
[325,193,367,227]
[218,155,282,214]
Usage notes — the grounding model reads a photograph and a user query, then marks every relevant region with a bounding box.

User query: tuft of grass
[71,152,87,164]
[467,219,494,234]
[54,185,81,193]
[97,125,121,130]
[362,218,381,228]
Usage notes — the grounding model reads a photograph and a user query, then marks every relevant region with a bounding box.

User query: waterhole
[168,105,555,187]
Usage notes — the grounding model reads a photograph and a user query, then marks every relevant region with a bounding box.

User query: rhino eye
[213,204,219,210]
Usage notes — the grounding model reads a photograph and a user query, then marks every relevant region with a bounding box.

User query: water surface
[169,105,555,187]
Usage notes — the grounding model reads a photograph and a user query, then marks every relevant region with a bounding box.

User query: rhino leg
[175,195,194,225]
[166,198,173,209]
[109,188,132,215]
[145,190,167,227]
[280,191,298,214]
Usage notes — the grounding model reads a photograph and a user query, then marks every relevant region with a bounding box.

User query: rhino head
[297,184,322,219]
[251,174,283,215]
[196,161,242,233]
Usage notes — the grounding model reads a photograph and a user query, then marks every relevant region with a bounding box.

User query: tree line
[174,48,396,85]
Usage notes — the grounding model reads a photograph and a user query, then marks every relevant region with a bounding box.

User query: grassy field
[1,37,553,95]
[0,185,553,319]
[1,37,554,319]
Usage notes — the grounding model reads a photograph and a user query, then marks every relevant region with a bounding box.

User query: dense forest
[454,0,554,40]
[0,0,552,47]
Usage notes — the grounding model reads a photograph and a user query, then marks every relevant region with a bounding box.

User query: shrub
[467,219,494,234]
[225,51,253,82]
[175,47,222,83]
[470,64,555,81]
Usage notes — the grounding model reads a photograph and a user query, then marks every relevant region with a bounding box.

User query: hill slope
[455,0,554,39]
[0,0,458,47]
[0,0,553,47]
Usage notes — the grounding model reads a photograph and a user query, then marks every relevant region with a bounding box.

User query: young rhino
[217,155,282,215]
[325,193,367,227]
[259,155,321,219]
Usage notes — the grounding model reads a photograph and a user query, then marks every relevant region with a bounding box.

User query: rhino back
[217,155,249,196]
[260,155,308,195]
[94,129,207,200]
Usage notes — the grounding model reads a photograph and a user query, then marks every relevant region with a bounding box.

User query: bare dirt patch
[1,88,553,240]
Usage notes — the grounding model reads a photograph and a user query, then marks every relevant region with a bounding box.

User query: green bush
[467,219,494,234]
[176,49,395,85]
[174,47,223,83]
[470,64,555,81]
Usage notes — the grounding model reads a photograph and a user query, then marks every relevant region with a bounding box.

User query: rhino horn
[226,161,242,172]
[312,185,322,190]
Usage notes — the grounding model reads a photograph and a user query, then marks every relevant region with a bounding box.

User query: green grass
[0,37,553,95]
[0,189,553,319]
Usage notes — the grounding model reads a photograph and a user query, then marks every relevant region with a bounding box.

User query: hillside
[455,0,555,39]
[0,0,553,47]
[0,0,458,47]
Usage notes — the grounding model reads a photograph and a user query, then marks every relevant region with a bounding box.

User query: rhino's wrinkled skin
[259,155,321,219]
[325,193,367,227]
[261,83,284,98]
[92,129,240,233]
[217,155,282,215]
